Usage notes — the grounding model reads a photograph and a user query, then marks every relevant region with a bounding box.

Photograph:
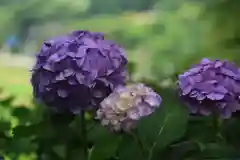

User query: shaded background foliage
[1,0,240,159]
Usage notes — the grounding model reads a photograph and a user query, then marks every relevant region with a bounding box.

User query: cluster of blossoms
[96,84,162,131]
[31,30,240,132]
[31,30,161,131]
[178,58,240,119]
[31,30,128,113]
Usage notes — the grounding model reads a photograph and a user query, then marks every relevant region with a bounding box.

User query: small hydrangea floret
[96,83,162,131]
[178,58,240,118]
[31,30,128,113]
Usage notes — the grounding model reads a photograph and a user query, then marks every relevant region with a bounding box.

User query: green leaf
[8,138,37,153]
[137,103,188,158]
[49,112,75,125]
[160,141,201,160]
[88,123,111,143]
[201,143,240,159]
[0,121,11,131]
[67,148,86,160]
[223,117,240,149]
[89,141,120,160]
[0,95,14,107]
[0,137,8,150]
[52,145,66,159]
[186,116,211,140]
[117,134,145,160]
[13,125,36,138]
[12,107,31,124]
[88,124,121,160]
[0,105,13,120]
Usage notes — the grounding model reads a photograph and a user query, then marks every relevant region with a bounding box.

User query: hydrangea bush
[1,31,240,159]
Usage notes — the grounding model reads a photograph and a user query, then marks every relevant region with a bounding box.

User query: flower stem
[80,111,88,160]
[212,113,221,141]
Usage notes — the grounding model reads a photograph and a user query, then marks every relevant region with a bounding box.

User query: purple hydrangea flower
[31,30,128,113]
[96,83,162,131]
[178,58,240,118]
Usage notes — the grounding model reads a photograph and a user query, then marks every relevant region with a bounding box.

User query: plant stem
[213,114,218,135]
[212,113,222,141]
[81,111,88,160]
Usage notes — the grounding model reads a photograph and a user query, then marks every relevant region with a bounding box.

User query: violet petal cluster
[96,83,162,131]
[31,30,128,113]
[178,58,240,118]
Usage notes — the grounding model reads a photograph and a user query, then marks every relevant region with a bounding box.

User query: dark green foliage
[1,70,240,160]
[1,0,240,159]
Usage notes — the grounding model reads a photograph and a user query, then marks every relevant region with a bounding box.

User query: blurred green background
[0,0,240,159]
[0,0,240,105]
